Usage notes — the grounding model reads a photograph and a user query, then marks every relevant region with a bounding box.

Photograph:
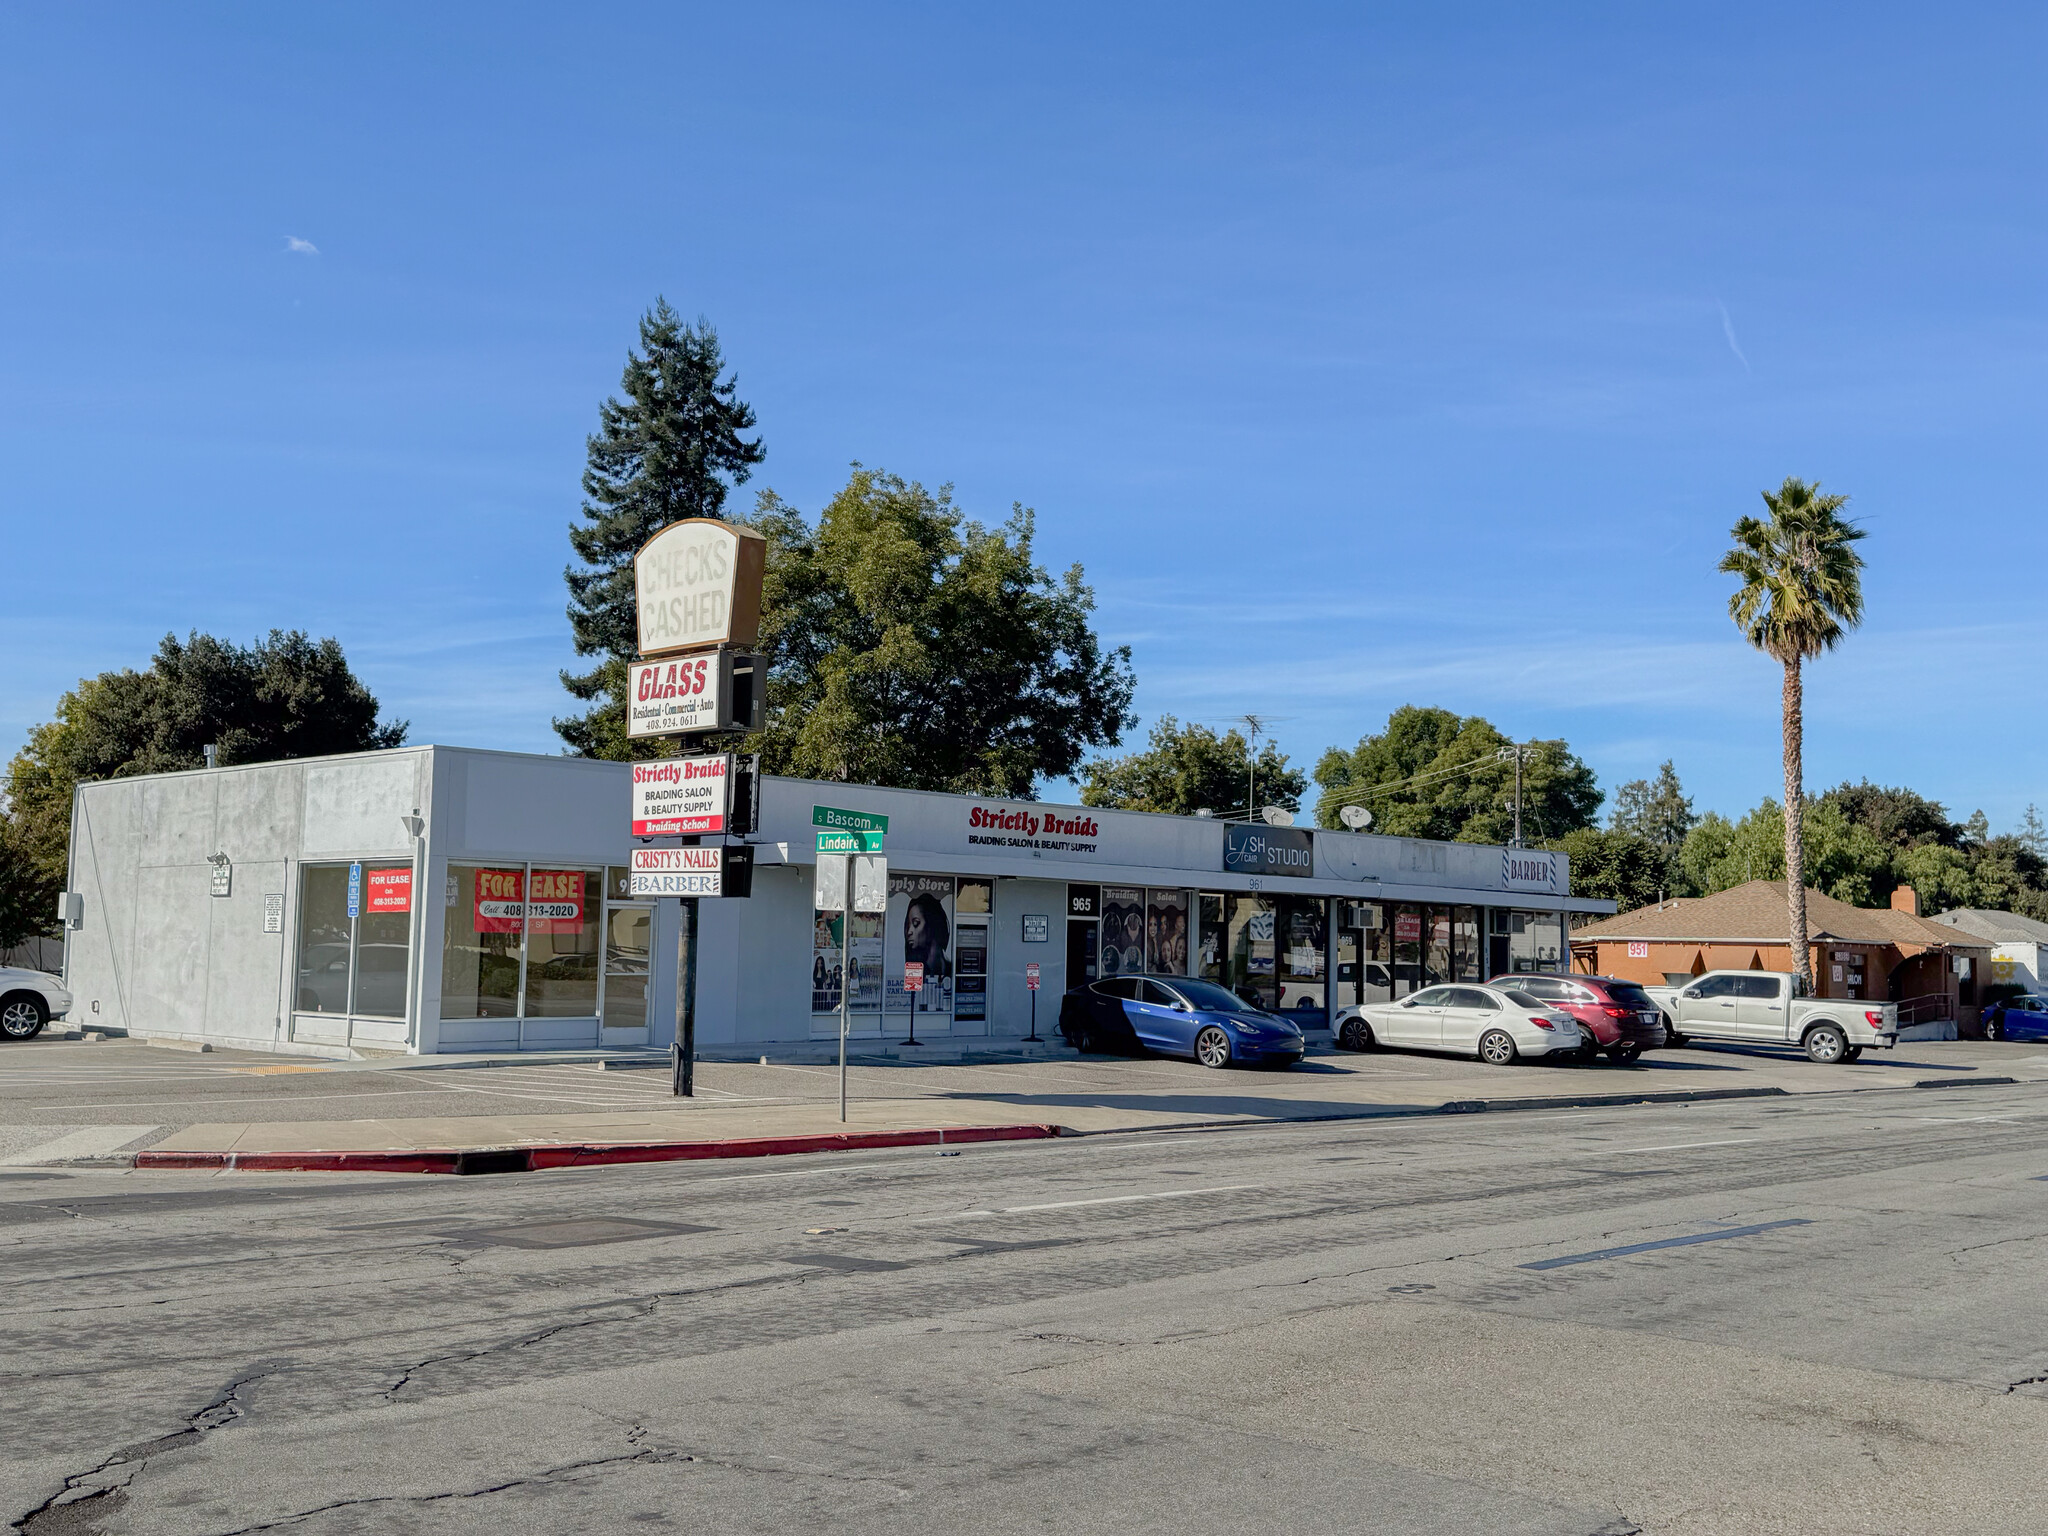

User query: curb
[131,1123,1064,1176]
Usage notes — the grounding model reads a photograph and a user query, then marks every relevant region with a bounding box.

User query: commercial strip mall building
[58,745,1616,1058]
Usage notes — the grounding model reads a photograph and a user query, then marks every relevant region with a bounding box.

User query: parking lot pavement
[4,1034,2045,1164]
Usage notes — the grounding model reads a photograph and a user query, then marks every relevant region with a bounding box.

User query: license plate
[1639,1013,1658,1025]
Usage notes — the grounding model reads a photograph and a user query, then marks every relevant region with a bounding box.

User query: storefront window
[1426,908,1453,991]
[1146,889,1189,975]
[294,862,414,1018]
[1335,901,1391,1006]
[354,865,414,1018]
[1100,886,1146,977]
[954,880,992,1023]
[524,868,603,1017]
[1392,904,1426,996]
[295,865,354,1013]
[602,904,650,1031]
[1494,909,1564,973]
[1227,894,1277,1011]
[1198,894,1227,980]
[1452,906,1480,982]
[1277,896,1327,1021]
[442,866,524,1020]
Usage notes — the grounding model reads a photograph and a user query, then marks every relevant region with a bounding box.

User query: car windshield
[1502,990,1548,1010]
[1172,979,1268,1013]
[1605,983,1655,1007]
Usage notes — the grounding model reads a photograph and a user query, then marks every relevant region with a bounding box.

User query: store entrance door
[1066,919,1098,993]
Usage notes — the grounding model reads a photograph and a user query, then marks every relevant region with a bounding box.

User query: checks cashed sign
[632,755,731,836]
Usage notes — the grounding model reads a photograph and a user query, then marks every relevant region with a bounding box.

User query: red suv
[1486,974,1667,1063]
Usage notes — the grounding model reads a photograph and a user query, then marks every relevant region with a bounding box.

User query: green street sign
[813,805,889,835]
[816,829,885,853]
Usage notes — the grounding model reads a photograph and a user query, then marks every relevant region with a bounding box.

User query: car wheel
[1661,1015,1686,1048]
[1984,1019,2004,1041]
[1842,1045,1863,1062]
[1804,1023,1848,1064]
[1607,1044,1642,1064]
[1070,1024,1095,1054]
[0,992,49,1041]
[1478,1028,1518,1066]
[1338,1017,1374,1052]
[1194,1025,1232,1069]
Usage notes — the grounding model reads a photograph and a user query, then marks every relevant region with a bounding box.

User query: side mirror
[1173,1001,1191,1012]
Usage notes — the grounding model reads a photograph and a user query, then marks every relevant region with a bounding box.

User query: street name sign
[815,828,885,853]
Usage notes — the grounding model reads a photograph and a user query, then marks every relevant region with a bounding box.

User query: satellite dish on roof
[1339,804,1372,830]
[1260,806,1295,827]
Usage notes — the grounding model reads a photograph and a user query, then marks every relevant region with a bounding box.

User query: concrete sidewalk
[110,1037,2044,1166]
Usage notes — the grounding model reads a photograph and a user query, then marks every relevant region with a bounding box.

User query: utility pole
[1496,742,1530,848]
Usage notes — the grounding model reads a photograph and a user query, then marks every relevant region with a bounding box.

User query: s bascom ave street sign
[630,846,726,898]
[632,755,731,836]
[635,519,766,658]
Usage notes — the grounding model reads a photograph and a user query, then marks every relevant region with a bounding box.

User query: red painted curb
[132,1123,1064,1175]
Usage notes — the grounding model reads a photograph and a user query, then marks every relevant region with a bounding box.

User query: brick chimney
[1891,884,1920,917]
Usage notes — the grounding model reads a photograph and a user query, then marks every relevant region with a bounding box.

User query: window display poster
[1100,886,1146,976]
[366,868,412,913]
[1146,889,1188,975]
[473,869,585,935]
[847,912,883,1012]
[955,925,988,1021]
[887,874,955,1013]
[812,913,845,1013]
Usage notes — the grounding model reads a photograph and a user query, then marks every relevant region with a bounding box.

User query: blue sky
[4,4,2043,829]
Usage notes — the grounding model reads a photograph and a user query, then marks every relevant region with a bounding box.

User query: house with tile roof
[1569,880,1992,1027]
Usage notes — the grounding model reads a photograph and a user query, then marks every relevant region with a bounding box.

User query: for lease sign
[632,755,731,836]
[630,846,724,897]
[627,656,724,738]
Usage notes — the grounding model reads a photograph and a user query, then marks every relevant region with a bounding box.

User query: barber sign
[630,846,725,898]
[632,754,731,836]
[904,962,925,994]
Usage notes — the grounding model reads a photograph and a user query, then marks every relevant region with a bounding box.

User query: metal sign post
[901,962,924,1046]
[1025,961,1041,1041]
[816,853,852,1122]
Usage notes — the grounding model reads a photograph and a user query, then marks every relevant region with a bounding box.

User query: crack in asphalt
[378,1298,661,1402]
[12,1365,280,1535]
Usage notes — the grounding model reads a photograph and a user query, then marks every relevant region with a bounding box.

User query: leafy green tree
[743,468,1134,795]
[1720,477,1868,988]
[1677,811,1738,895]
[1609,760,1696,847]
[2,632,404,945]
[1550,827,1669,916]
[1311,706,1601,844]
[558,303,765,759]
[1081,715,1304,817]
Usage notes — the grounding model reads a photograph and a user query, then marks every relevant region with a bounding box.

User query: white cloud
[284,236,320,255]
[1717,298,1750,373]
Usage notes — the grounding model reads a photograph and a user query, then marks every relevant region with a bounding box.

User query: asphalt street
[6,1079,2048,1534]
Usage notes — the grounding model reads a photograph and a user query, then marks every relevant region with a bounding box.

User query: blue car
[1984,995,2048,1041]
[1059,974,1305,1069]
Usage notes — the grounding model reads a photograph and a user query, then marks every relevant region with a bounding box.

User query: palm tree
[1720,478,1867,991]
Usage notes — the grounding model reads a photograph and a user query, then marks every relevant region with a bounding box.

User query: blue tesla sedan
[1059,975,1305,1068]
[1984,995,2048,1041]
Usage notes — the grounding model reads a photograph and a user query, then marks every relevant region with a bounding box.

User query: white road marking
[942,1185,1256,1218]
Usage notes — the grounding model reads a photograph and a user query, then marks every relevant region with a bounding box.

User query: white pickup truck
[1643,971,1897,1064]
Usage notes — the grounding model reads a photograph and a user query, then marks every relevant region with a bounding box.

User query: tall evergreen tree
[558,302,765,758]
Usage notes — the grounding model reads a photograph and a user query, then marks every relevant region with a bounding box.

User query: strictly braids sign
[632,755,731,836]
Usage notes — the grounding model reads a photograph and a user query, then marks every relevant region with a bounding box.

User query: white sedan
[0,967,71,1041]
[1335,983,1582,1065]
